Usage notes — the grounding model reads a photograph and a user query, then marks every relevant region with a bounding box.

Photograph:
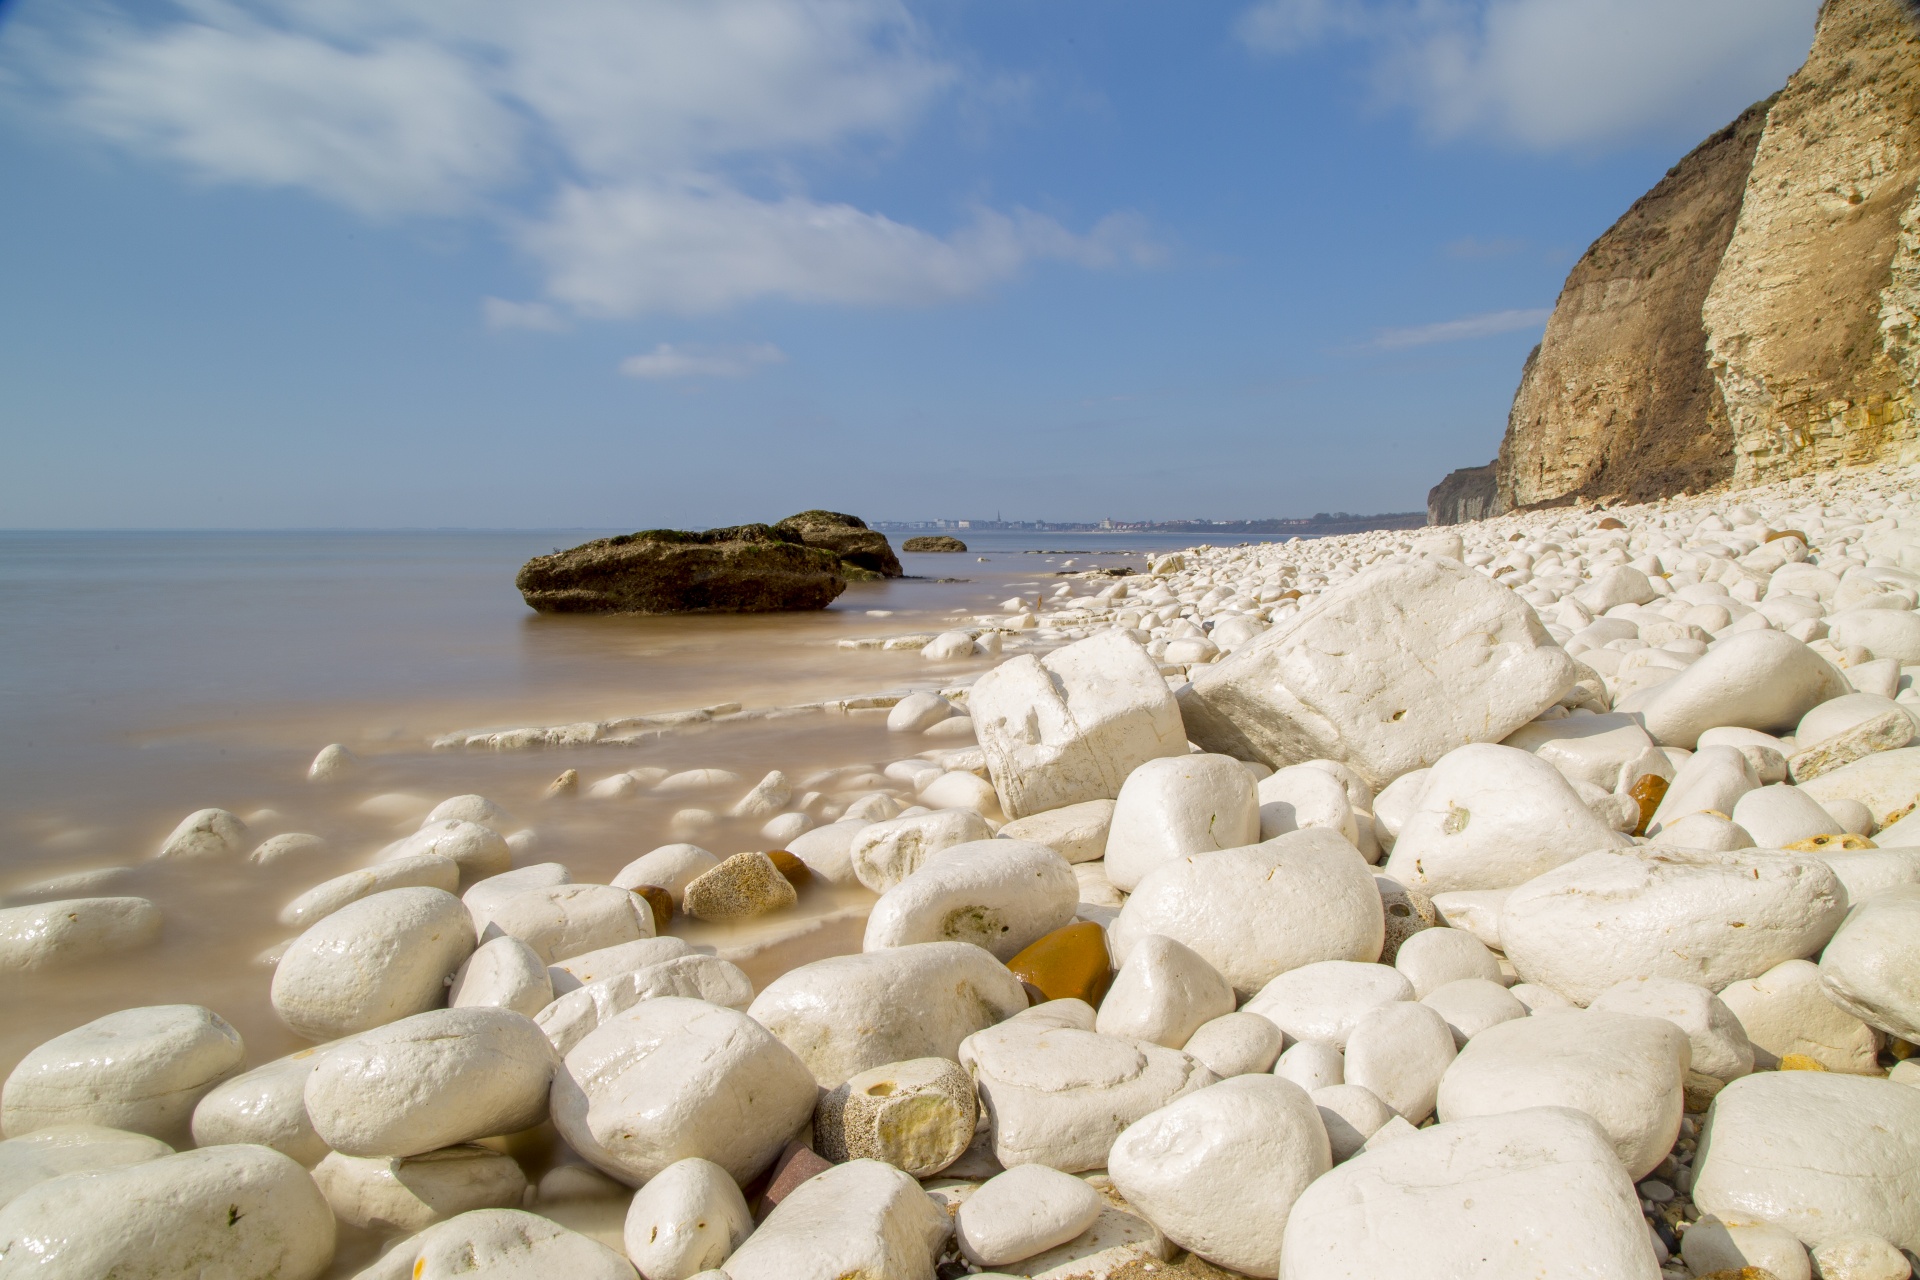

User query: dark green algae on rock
[516,524,847,614]
[773,510,903,580]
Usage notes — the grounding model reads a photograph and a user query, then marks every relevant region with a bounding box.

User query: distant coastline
[874,511,1427,537]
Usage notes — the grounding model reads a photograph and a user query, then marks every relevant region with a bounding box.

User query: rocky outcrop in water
[516,526,846,614]
[1431,0,1920,523]
[903,536,968,553]
[774,511,903,579]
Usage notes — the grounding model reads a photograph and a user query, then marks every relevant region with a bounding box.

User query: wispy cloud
[1236,0,1817,150]
[483,298,568,332]
[1370,307,1550,349]
[10,0,1156,316]
[620,342,789,380]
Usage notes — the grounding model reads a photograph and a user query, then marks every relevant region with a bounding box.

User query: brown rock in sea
[683,851,798,921]
[1428,0,1920,521]
[774,511,902,579]
[515,525,845,614]
[902,535,968,553]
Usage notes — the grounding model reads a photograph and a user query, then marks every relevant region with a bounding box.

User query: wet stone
[1009,921,1113,1006]
[683,852,798,922]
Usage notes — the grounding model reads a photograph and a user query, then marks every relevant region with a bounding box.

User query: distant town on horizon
[875,511,1428,535]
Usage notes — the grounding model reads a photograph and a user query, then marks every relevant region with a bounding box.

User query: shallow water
[0,528,1292,1077]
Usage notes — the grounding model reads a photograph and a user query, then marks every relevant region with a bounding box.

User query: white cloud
[620,342,789,379]
[1237,0,1819,150]
[8,0,1146,313]
[482,298,568,332]
[1371,307,1550,349]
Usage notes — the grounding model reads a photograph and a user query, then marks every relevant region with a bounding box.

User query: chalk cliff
[1430,0,1920,522]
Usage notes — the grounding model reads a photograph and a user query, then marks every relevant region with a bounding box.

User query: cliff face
[1430,0,1920,523]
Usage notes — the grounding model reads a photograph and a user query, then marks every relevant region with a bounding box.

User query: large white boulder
[1800,746,1920,830]
[959,1002,1218,1172]
[0,1143,335,1279]
[783,820,869,886]
[1633,630,1849,748]
[279,856,460,929]
[954,1163,1104,1267]
[191,1049,331,1164]
[848,809,993,892]
[997,798,1117,863]
[1095,934,1237,1049]
[1109,1075,1331,1278]
[552,997,816,1186]
[863,839,1077,960]
[536,955,753,1057]
[622,1156,752,1280]
[1829,609,1920,663]
[2,1004,244,1145]
[1503,712,1670,794]
[1109,828,1384,998]
[377,819,513,881]
[969,630,1188,819]
[1382,744,1630,894]
[0,897,162,971]
[1104,755,1261,891]
[1243,961,1413,1051]
[449,935,553,1017]
[548,936,694,996]
[1277,1107,1662,1279]
[271,887,475,1041]
[1178,559,1577,790]
[480,884,655,964]
[1588,977,1754,1086]
[1730,784,1844,848]
[304,1007,555,1158]
[1819,885,1920,1040]
[1646,746,1760,835]
[312,1144,527,1233]
[355,1208,635,1280]
[1342,1001,1456,1124]
[1718,958,1882,1072]
[1256,764,1362,845]
[1436,1010,1689,1178]
[1499,848,1847,1005]
[1693,1071,1920,1253]
[748,942,1027,1087]
[1420,978,1527,1047]
[1392,926,1501,997]
[719,1159,949,1280]
[0,1125,171,1210]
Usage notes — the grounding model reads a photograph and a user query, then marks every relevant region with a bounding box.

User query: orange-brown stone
[1629,773,1669,836]
[1009,921,1113,1007]
[767,849,813,890]
[629,885,673,932]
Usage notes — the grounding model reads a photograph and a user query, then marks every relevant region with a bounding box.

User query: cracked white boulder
[1110,1075,1331,1278]
[1383,744,1630,894]
[536,954,753,1057]
[969,630,1188,819]
[1178,559,1576,791]
[863,839,1076,960]
[1693,1071,1920,1253]
[311,1144,527,1234]
[848,809,993,892]
[1109,828,1384,999]
[1499,848,1847,1005]
[480,884,655,964]
[1278,1107,1661,1279]
[1818,885,1920,1040]
[996,798,1116,864]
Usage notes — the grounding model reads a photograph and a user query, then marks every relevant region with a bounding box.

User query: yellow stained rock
[1009,921,1113,1007]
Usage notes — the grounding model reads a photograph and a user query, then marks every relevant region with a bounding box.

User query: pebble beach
[8,462,1920,1279]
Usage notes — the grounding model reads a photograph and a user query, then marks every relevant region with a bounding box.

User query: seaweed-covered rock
[775,511,902,579]
[903,535,968,553]
[516,525,845,614]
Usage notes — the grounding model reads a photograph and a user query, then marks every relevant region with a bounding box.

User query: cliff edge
[1431,0,1920,522]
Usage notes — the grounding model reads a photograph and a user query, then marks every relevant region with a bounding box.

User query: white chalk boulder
[1104,754,1261,892]
[271,887,475,1041]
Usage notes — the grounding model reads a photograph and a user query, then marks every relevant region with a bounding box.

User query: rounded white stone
[1104,754,1261,891]
[1244,961,1413,1051]
[0,1125,172,1210]
[1500,848,1847,1005]
[610,844,719,904]
[0,1143,335,1279]
[888,692,955,733]
[305,1006,555,1158]
[279,855,459,929]
[1650,809,1757,850]
[1392,926,1501,998]
[863,838,1076,960]
[848,809,994,892]
[0,897,161,971]
[1811,1235,1912,1280]
[1681,1218,1812,1280]
[1635,629,1849,748]
[1731,784,1844,847]
[1110,1074,1331,1277]
[1436,1010,1689,1178]
[312,1144,527,1233]
[547,936,693,996]
[1109,828,1385,998]
[376,819,512,880]
[449,935,554,1018]
[1419,978,1527,1047]
[1718,958,1882,1072]
[1257,765,1359,844]
[719,1159,949,1280]
[919,770,1003,819]
[2,1004,244,1145]
[782,819,870,886]
[1180,1012,1285,1077]
[481,884,655,964]
[1310,1083,1396,1163]
[997,799,1117,864]
[354,1208,636,1280]
[190,1047,331,1164]
[464,863,571,932]
[552,997,817,1186]
[1648,745,1760,834]
[1343,1000,1456,1123]
[271,886,475,1042]
[956,1164,1105,1267]
[1273,1041,1344,1092]
[308,743,358,781]
[1830,611,1920,664]
[535,954,754,1057]
[1095,933,1237,1049]
[622,1156,751,1280]
[1589,976,1754,1083]
[424,794,512,833]
[155,807,248,860]
[250,832,329,866]
[1820,885,1920,1040]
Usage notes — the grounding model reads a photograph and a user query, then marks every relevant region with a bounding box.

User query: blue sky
[0,0,1821,528]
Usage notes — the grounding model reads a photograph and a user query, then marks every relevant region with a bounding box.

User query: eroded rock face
[515,525,846,614]
[773,510,902,578]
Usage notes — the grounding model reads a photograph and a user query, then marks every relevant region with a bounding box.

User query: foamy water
[0,529,1281,1078]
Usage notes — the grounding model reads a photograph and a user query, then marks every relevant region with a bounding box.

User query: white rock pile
[10,463,1920,1278]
